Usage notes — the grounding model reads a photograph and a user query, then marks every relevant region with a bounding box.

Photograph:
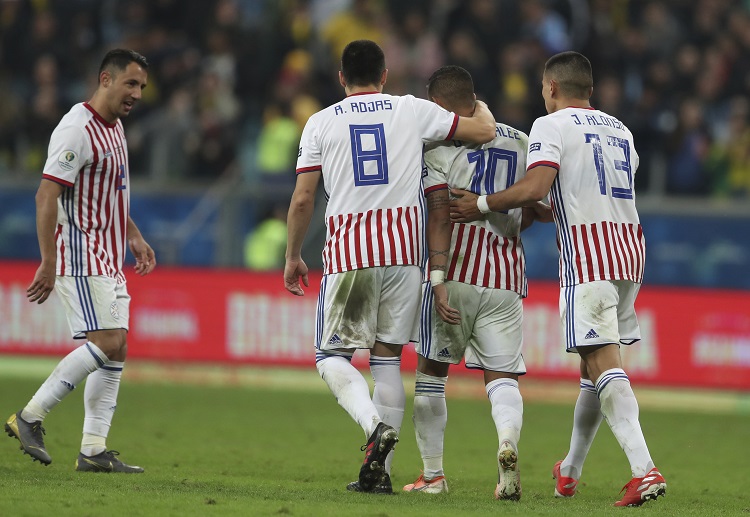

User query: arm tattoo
[426,195,450,212]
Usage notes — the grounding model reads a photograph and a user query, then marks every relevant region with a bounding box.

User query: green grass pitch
[0,360,748,516]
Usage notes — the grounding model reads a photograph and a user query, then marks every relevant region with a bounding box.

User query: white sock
[486,378,523,451]
[561,378,603,480]
[596,368,655,478]
[81,360,124,456]
[316,352,381,437]
[370,356,405,476]
[413,371,447,479]
[22,342,107,422]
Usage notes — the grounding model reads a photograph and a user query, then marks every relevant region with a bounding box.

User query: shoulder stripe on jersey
[528,160,559,171]
[424,183,448,195]
[42,174,74,187]
[296,165,321,174]
[445,114,459,141]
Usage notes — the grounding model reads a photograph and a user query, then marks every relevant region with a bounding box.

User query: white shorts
[419,281,526,374]
[316,265,422,350]
[55,276,130,339]
[560,279,641,353]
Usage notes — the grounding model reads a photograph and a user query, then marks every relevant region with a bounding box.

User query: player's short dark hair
[98,49,149,79]
[341,40,385,87]
[544,51,593,99]
[426,65,475,111]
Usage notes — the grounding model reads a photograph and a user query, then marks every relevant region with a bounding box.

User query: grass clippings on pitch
[0,358,748,517]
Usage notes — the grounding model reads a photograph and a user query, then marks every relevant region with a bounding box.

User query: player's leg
[554,358,603,497]
[403,355,450,493]
[55,278,142,473]
[470,287,525,501]
[362,265,423,490]
[5,276,109,465]
[567,281,665,505]
[404,280,473,494]
[314,269,396,492]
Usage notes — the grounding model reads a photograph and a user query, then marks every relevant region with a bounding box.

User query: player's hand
[129,237,156,276]
[450,188,482,223]
[433,283,460,325]
[27,262,56,304]
[532,201,554,223]
[284,257,309,296]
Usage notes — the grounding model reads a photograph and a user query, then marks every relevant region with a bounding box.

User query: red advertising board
[1,261,749,390]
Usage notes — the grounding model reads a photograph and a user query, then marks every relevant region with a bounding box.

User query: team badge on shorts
[110,302,120,320]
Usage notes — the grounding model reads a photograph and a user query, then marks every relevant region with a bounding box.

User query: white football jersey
[42,103,130,282]
[423,123,529,296]
[296,92,459,275]
[527,107,644,286]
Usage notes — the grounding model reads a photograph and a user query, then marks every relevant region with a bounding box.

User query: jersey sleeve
[422,144,450,195]
[296,117,321,174]
[42,125,90,187]
[527,117,561,172]
[410,96,459,143]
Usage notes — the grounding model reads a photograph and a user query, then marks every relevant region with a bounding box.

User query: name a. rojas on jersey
[334,99,393,115]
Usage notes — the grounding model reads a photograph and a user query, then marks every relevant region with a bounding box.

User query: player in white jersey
[284,40,496,493]
[5,50,156,474]
[401,65,548,500]
[450,51,666,507]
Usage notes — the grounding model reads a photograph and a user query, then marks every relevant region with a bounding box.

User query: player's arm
[285,170,321,296]
[27,179,64,304]
[426,188,460,325]
[450,165,558,223]
[452,100,496,144]
[127,217,156,276]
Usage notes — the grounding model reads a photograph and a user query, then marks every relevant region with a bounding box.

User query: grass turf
[0,365,748,516]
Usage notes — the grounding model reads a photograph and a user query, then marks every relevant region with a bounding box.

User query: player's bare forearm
[126,216,156,275]
[35,180,63,266]
[426,189,451,272]
[453,100,496,144]
[286,172,320,259]
[29,179,63,303]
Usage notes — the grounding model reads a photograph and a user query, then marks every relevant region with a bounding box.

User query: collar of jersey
[347,91,381,97]
[565,105,595,110]
[83,103,117,128]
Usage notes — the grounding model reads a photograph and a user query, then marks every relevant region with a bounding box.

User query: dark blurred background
[1,0,748,288]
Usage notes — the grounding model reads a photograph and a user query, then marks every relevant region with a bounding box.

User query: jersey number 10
[467,148,518,214]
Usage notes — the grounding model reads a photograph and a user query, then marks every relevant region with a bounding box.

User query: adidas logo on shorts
[327,333,343,346]
[584,329,599,339]
[437,348,451,358]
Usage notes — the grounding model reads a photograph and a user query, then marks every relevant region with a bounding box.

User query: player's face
[106,62,148,119]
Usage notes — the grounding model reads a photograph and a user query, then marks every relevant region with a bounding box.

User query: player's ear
[338,71,346,88]
[100,70,111,87]
[380,69,388,86]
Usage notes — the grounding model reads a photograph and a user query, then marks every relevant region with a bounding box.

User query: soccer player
[284,40,496,493]
[5,49,156,473]
[402,65,547,500]
[450,51,667,507]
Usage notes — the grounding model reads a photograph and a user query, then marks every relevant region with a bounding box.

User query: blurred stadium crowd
[0,0,748,198]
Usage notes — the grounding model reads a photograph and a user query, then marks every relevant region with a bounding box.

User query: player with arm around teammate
[5,49,155,473]
[284,40,496,494]
[449,51,666,507]
[402,65,548,500]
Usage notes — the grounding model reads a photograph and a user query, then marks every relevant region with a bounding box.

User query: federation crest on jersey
[110,302,120,320]
[58,150,78,171]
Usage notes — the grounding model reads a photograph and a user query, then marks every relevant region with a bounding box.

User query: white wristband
[477,195,491,214]
[429,270,445,286]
